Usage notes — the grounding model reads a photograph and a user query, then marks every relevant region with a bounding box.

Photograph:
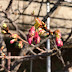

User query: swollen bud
[3,23,7,28]
[10,39,17,44]
[33,32,40,44]
[1,30,7,34]
[34,18,42,29]
[31,10,35,16]
[18,41,23,48]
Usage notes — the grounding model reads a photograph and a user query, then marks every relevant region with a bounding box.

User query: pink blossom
[29,26,35,36]
[1,30,7,34]
[33,32,40,44]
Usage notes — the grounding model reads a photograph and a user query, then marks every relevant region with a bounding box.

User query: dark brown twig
[5,0,13,12]
[64,28,72,44]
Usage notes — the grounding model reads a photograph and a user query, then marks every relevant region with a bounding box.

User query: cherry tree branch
[5,0,13,12]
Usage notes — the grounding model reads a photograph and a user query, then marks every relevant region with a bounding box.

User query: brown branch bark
[0,49,56,60]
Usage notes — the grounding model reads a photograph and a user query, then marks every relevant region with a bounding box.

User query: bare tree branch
[5,0,13,12]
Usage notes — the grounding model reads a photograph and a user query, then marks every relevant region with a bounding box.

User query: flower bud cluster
[34,18,48,36]
[1,23,24,48]
[1,23,9,34]
[34,18,54,36]
[34,18,47,29]
[10,34,23,48]
[27,26,40,45]
[27,18,55,45]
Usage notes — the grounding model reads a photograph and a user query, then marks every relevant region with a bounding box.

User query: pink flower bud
[33,32,40,44]
[56,38,63,47]
[34,31,39,36]
[27,34,33,45]
[10,39,17,44]
[29,26,35,36]
[1,30,7,34]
